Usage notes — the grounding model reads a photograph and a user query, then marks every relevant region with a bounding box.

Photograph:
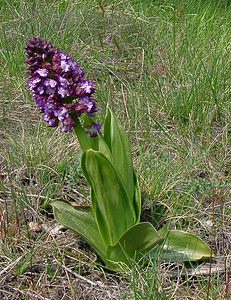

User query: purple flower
[76,80,95,96]
[37,68,49,77]
[75,96,97,116]
[25,38,56,75]
[25,38,99,133]
[61,117,75,133]
[87,123,102,137]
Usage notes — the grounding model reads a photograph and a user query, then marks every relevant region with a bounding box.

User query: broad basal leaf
[91,190,111,246]
[104,110,134,202]
[107,222,163,265]
[158,228,214,261]
[51,200,107,258]
[82,150,136,245]
[97,135,113,162]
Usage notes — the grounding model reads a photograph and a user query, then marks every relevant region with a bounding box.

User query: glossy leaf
[82,150,136,245]
[98,135,113,162]
[158,228,214,261]
[104,110,134,202]
[107,222,163,265]
[91,190,111,246]
[51,200,107,257]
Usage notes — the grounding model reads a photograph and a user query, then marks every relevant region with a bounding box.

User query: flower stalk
[73,115,91,151]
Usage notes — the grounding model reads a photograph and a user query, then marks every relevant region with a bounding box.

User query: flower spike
[26,38,98,133]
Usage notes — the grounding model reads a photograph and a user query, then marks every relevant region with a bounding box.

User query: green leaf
[13,252,34,276]
[91,190,111,246]
[158,228,214,261]
[82,150,136,245]
[98,135,113,162]
[51,200,107,257]
[107,222,163,265]
[104,110,134,202]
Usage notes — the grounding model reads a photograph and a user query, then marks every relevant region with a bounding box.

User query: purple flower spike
[26,37,100,134]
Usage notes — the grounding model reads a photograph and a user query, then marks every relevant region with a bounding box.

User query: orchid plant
[26,38,213,271]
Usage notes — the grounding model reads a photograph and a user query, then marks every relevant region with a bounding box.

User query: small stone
[28,222,43,233]
[202,220,214,229]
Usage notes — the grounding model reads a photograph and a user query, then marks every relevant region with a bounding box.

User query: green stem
[73,115,91,151]
[90,136,99,151]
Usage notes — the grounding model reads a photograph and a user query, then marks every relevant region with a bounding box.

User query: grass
[0,0,230,299]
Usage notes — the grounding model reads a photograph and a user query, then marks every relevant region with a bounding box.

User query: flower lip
[44,79,57,88]
[36,68,48,77]
[87,123,101,137]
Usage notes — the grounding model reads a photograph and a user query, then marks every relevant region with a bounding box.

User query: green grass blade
[133,171,141,223]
